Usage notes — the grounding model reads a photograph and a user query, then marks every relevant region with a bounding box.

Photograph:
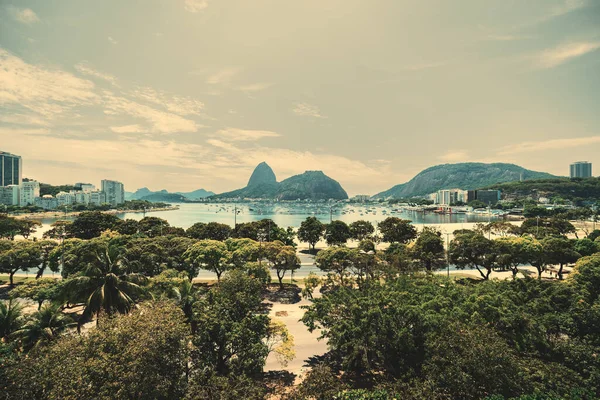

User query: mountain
[374,163,558,199]
[214,162,348,200]
[125,187,214,202]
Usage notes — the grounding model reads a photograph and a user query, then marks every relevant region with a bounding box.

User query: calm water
[114,202,497,229]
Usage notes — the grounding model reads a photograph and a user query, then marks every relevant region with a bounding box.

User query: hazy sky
[1,0,599,195]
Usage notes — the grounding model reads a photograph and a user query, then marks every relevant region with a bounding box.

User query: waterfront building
[475,190,501,205]
[56,191,75,206]
[435,189,467,205]
[436,190,452,205]
[570,161,592,178]
[35,195,58,210]
[0,151,22,187]
[19,181,40,206]
[101,179,125,206]
[0,185,20,206]
[75,183,96,192]
[352,194,370,202]
[89,191,106,205]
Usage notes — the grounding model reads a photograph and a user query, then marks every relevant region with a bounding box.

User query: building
[35,195,58,210]
[56,191,75,207]
[0,151,22,187]
[19,181,40,206]
[101,180,125,206]
[89,191,106,205]
[352,195,370,202]
[0,185,20,206]
[435,189,467,205]
[436,190,452,205]
[75,183,96,192]
[570,161,592,178]
[475,190,501,205]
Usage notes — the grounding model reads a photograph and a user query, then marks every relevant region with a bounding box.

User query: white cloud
[9,7,39,24]
[108,36,118,45]
[75,62,118,86]
[184,0,209,13]
[498,136,600,155]
[292,102,326,118]
[0,49,97,118]
[130,87,204,116]
[0,113,49,126]
[548,0,587,19]
[239,83,272,93]
[110,124,147,134]
[535,41,600,68]
[439,150,469,162]
[103,91,198,133]
[0,127,50,136]
[214,128,281,142]
[206,67,241,85]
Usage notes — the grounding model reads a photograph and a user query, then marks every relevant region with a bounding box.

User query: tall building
[20,181,40,206]
[101,179,125,206]
[570,161,592,178]
[0,151,22,187]
[0,185,20,206]
[475,190,501,205]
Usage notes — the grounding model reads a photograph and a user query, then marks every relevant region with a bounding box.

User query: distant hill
[125,187,215,202]
[374,163,557,199]
[213,162,348,200]
[486,177,600,201]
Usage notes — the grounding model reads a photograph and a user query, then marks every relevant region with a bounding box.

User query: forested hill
[486,177,600,201]
[374,163,557,198]
[213,163,348,200]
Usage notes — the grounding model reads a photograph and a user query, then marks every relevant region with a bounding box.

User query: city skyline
[1,1,600,195]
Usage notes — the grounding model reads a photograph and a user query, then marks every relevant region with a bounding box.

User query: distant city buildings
[434,188,500,206]
[0,151,22,187]
[352,194,370,202]
[570,161,592,178]
[101,180,125,206]
[0,150,125,209]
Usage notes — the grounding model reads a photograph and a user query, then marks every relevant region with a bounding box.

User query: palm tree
[65,244,147,327]
[0,299,24,340]
[15,303,74,351]
[170,278,198,333]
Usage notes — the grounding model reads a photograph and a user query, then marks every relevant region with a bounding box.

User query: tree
[325,220,351,246]
[494,236,530,279]
[68,211,121,239]
[349,220,375,241]
[0,299,23,340]
[572,253,600,303]
[42,220,72,240]
[10,278,62,309]
[266,319,295,367]
[298,216,325,252]
[521,237,547,279]
[187,222,232,241]
[542,236,581,279]
[4,302,190,399]
[519,217,576,238]
[315,246,358,286]
[0,215,21,240]
[192,271,269,377]
[35,240,58,278]
[64,240,147,326]
[115,219,140,235]
[477,221,518,237]
[378,217,417,244]
[574,238,600,257]
[449,231,496,280]
[383,242,415,275]
[14,303,74,352]
[16,219,42,239]
[138,216,170,237]
[0,240,42,286]
[264,241,301,288]
[412,227,446,273]
[184,239,230,281]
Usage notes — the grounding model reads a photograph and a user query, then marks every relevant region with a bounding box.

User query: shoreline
[10,206,180,221]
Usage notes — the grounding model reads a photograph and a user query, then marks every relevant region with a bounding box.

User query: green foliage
[68,211,122,239]
[349,220,375,241]
[411,227,446,272]
[0,299,23,340]
[488,177,600,203]
[184,239,230,281]
[9,278,62,309]
[0,215,41,240]
[298,216,325,251]
[263,241,300,288]
[377,217,417,244]
[186,221,233,240]
[449,231,496,279]
[0,240,42,286]
[325,220,352,246]
[14,303,74,352]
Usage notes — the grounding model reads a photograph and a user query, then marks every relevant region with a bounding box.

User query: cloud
[130,87,205,116]
[498,136,600,155]
[0,127,50,136]
[485,34,534,42]
[214,128,281,142]
[0,113,49,126]
[206,67,241,85]
[184,0,209,12]
[0,49,97,118]
[439,150,469,162]
[292,102,326,118]
[75,62,118,86]
[108,36,118,45]
[110,124,147,134]
[103,91,198,133]
[547,0,588,19]
[404,61,448,71]
[9,7,39,24]
[534,41,600,68]
[239,83,272,93]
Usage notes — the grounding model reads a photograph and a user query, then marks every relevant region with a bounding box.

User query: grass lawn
[0,275,39,285]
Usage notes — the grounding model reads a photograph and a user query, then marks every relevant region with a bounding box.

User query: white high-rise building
[56,191,75,206]
[35,195,58,210]
[101,179,125,206]
[0,185,20,206]
[19,181,40,206]
[89,191,106,205]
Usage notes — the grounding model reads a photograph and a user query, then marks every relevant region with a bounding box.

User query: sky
[1,0,599,196]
